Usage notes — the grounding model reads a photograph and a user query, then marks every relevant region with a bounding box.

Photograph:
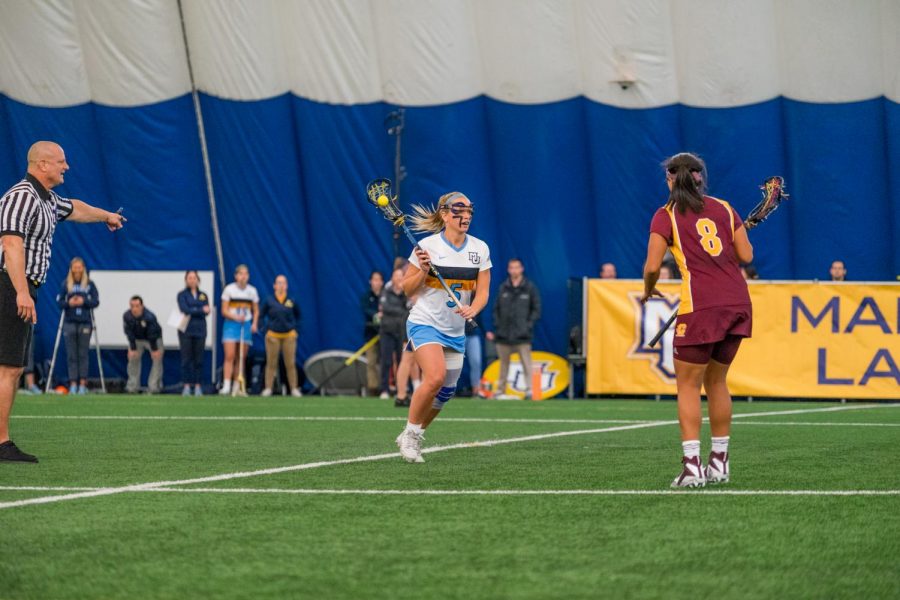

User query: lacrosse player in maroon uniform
[641,152,754,488]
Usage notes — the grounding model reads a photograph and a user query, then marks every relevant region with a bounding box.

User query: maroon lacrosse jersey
[649,196,750,315]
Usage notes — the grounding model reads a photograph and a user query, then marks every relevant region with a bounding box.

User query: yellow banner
[586,280,900,399]
[482,351,571,400]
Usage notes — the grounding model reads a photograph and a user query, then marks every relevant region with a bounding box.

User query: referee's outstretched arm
[69,199,126,231]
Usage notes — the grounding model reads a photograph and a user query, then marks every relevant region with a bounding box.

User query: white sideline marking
[11,415,652,425]
[1,485,897,497]
[0,403,894,511]
[0,486,101,492]
[735,421,900,427]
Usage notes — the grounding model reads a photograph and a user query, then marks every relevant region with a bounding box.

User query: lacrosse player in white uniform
[395,192,491,463]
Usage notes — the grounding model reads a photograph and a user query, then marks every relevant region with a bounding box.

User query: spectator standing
[463,313,486,397]
[830,260,847,281]
[56,257,99,394]
[20,335,41,395]
[176,270,209,396]
[259,274,302,398]
[123,296,163,394]
[378,267,410,399]
[489,258,542,400]
[361,270,383,396]
[220,264,258,396]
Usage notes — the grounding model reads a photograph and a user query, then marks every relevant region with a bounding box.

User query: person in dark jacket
[55,257,99,394]
[488,258,541,399]
[360,270,384,396]
[176,270,210,396]
[123,296,163,394]
[259,274,302,398]
[378,267,410,399]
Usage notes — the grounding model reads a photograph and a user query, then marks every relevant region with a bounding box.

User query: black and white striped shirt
[0,174,73,285]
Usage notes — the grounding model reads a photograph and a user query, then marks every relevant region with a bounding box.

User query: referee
[0,141,125,463]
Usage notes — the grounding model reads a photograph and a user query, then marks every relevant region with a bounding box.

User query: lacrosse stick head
[366,178,404,222]
[746,176,789,229]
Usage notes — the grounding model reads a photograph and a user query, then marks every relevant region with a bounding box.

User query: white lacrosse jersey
[221,283,259,321]
[407,232,492,337]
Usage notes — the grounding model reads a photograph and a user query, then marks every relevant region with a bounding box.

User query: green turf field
[1,394,898,599]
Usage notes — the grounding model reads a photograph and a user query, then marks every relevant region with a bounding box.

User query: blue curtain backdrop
[2,93,898,378]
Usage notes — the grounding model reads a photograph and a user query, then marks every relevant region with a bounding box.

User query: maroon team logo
[628,292,679,383]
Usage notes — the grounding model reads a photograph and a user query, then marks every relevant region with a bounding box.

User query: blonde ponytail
[408,191,466,234]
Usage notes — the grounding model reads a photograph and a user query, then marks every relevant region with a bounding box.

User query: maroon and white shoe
[671,455,706,488]
[705,451,729,484]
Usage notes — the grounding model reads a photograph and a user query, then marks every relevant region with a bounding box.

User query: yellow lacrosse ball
[377,195,389,207]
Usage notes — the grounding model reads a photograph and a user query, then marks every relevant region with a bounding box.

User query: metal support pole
[45,311,65,394]
[90,309,106,394]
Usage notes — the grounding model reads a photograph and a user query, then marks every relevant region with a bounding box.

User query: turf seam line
[0,403,892,511]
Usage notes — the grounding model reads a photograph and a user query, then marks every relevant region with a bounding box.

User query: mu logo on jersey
[628,292,680,384]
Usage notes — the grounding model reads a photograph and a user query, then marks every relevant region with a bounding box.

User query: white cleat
[397,429,425,463]
[705,451,730,484]
[291,388,303,398]
[260,388,273,397]
[671,456,707,488]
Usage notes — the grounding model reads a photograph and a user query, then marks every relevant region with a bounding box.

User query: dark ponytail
[664,152,707,214]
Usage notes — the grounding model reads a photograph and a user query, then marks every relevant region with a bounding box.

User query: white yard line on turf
[11,415,653,425]
[0,403,895,511]
[1,485,897,497]
[735,421,900,427]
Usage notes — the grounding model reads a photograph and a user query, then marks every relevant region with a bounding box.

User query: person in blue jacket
[55,257,99,394]
[176,270,210,396]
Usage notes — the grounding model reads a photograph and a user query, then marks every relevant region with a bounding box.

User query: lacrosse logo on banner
[587,280,900,400]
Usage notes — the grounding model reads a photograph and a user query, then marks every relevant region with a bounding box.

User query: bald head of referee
[0,141,126,462]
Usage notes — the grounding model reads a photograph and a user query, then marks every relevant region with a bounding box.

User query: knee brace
[432,349,464,410]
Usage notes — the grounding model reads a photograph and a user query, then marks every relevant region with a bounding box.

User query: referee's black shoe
[0,440,39,463]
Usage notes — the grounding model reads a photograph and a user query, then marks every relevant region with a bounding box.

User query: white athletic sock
[682,440,701,459]
[405,422,424,435]
[412,379,422,391]
[711,436,730,454]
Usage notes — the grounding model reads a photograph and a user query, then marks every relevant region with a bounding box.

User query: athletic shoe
[394,397,410,408]
[396,429,425,463]
[182,386,192,396]
[705,451,730,484]
[260,388,273,397]
[78,385,88,395]
[379,391,390,400]
[495,393,517,400]
[0,440,39,463]
[233,388,248,397]
[29,384,42,394]
[291,388,303,398]
[194,386,203,396]
[69,383,78,395]
[219,385,231,396]
[671,456,707,488]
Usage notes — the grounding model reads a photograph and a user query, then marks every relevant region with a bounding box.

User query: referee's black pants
[178,332,205,385]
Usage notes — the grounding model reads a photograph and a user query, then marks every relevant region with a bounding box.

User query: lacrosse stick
[366,178,476,328]
[234,317,247,396]
[648,176,789,347]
